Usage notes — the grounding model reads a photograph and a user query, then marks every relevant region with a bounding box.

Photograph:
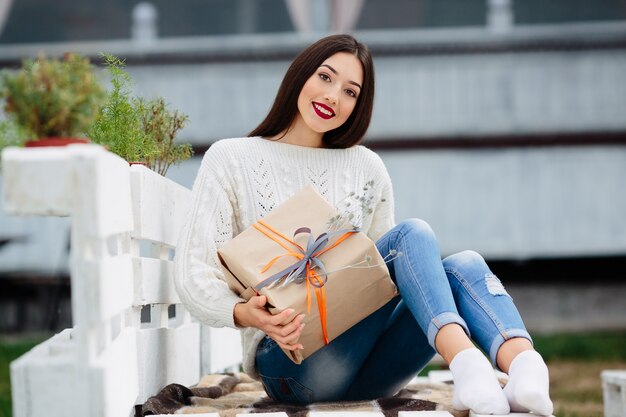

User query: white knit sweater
[174,136,396,379]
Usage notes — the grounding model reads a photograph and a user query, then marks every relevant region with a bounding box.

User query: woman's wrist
[233,301,248,328]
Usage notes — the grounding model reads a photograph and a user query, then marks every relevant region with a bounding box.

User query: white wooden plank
[166,323,200,384]
[73,145,133,239]
[309,413,383,417]
[2,145,133,236]
[92,327,138,417]
[130,164,191,247]
[136,323,200,403]
[136,327,166,403]
[94,257,134,323]
[602,370,626,417]
[153,414,219,417]
[133,257,179,305]
[73,257,134,326]
[238,414,288,417]
[10,330,90,417]
[2,146,75,216]
[470,413,554,417]
[201,325,243,374]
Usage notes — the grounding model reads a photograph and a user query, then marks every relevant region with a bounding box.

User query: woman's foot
[449,348,510,414]
[503,350,554,416]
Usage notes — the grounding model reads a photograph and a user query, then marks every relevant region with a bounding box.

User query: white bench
[603,370,626,417]
[2,145,242,417]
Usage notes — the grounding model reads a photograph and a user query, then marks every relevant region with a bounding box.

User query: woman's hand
[234,295,306,351]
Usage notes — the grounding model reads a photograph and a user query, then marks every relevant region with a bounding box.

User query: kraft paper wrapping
[218,185,398,364]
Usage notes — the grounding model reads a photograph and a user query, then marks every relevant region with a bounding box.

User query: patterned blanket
[140,373,467,417]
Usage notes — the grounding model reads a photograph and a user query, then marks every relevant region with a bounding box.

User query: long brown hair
[249,34,375,149]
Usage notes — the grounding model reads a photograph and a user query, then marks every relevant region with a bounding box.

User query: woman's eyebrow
[320,64,362,89]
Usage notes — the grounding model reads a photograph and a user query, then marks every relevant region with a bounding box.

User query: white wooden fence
[2,145,242,417]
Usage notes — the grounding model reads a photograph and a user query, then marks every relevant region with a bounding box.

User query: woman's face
[296,52,363,135]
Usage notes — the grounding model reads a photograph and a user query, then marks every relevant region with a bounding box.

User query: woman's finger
[271,323,305,347]
[277,338,304,351]
[285,323,305,345]
[275,314,305,337]
[270,308,297,326]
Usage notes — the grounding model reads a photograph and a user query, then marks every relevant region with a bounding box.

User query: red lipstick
[312,102,335,120]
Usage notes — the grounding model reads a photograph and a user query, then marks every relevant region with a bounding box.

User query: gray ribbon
[254,227,359,292]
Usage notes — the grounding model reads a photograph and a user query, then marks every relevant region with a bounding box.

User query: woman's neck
[271,116,324,148]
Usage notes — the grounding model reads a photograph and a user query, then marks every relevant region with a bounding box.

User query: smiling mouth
[312,102,335,119]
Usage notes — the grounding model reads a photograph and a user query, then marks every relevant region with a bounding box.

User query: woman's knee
[397,218,437,242]
[442,250,487,272]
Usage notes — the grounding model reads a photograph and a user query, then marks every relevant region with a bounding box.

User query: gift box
[217,185,398,364]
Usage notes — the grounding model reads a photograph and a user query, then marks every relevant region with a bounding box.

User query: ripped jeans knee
[442,250,530,365]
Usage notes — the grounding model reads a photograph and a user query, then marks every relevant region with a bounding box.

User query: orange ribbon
[252,219,355,345]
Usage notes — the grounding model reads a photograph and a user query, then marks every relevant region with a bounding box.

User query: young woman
[175,34,553,415]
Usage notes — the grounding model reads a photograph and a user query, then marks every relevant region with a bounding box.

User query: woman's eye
[345,89,357,98]
[318,73,330,82]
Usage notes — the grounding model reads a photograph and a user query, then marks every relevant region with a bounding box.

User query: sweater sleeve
[367,155,396,242]
[174,147,245,329]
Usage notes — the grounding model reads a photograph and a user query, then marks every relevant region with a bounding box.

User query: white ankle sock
[449,348,510,414]
[503,350,554,416]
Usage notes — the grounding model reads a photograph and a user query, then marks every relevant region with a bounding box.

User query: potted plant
[0,120,28,170]
[88,54,192,176]
[0,53,105,147]
[139,97,192,176]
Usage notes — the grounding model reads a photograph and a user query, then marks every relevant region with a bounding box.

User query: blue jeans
[256,219,531,404]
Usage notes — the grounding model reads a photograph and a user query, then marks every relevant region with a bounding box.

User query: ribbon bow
[252,219,358,345]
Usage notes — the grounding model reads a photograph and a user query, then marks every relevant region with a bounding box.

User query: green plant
[0,53,105,140]
[0,120,28,170]
[139,97,192,176]
[89,54,193,175]
[88,54,156,163]
[0,119,27,150]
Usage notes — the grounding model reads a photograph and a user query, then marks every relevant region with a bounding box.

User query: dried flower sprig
[328,180,377,231]
[308,249,403,278]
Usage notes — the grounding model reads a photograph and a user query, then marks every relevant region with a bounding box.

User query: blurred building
[1,0,625,333]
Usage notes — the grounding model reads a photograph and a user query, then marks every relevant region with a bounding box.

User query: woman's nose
[324,92,337,105]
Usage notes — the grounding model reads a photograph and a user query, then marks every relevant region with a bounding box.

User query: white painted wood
[133,257,179,305]
[201,325,243,374]
[74,256,134,326]
[136,323,201,403]
[602,370,626,417]
[240,413,289,417]
[153,414,219,417]
[5,146,243,417]
[2,146,75,216]
[398,412,454,417]
[10,329,89,417]
[91,328,138,417]
[72,147,133,239]
[130,164,192,248]
[469,413,555,417]
[136,327,168,402]
[309,412,383,417]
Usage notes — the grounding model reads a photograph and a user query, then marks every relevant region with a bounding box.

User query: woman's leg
[256,296,437,404]
[442,250,553,415]
[255,219,464,404]
[257,220,509,412]
[342,300,435,400]
[255,297,400,404]
[360,219,509,413]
